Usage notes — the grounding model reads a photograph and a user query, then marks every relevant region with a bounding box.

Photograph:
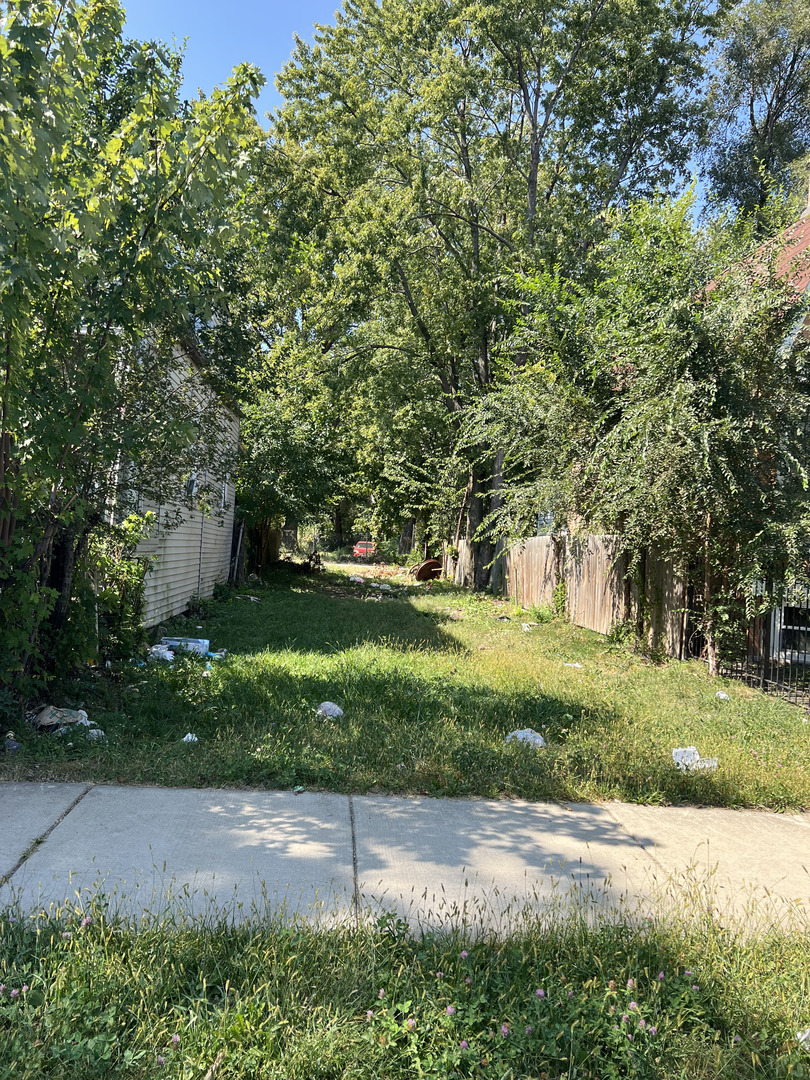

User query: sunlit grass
[2,563,809,809]
[1,890,809,1079]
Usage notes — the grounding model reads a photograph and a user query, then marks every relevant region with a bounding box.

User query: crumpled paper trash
[672,746,718,773]
[797,1027,810,1051]
[349,575,365,584]
[715,691,730,700]
[182,732,199,743]
[506,728,547,749]
[317,702,344,718]
[564,662,583,668]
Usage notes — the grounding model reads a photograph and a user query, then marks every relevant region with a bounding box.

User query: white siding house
[131,346,240,627]
[138,464,237,626]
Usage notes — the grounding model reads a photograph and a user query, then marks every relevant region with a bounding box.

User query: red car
[352,540,377,559]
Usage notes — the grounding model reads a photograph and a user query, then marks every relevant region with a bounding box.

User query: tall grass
[2,566,808,810]
[1,888,809,1079]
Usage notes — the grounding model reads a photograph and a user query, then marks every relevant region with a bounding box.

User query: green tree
[0,0,263,680]
[479,193,810,672]
[255,0,717,583]
[703,0,810,215]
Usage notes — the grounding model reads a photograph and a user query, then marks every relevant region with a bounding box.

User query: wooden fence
[447,535,686,658]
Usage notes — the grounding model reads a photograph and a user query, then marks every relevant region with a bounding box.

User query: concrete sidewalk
[2,781,809,930]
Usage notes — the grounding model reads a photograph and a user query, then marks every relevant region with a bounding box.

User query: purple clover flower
[500,1024,509,1038]
[171,1034,180,1046]
[460,1040,469,1049]
[446,1006,455,1016]
[536,988,545,999]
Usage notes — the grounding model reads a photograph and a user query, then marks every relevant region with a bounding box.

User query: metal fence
[719,591,810,708]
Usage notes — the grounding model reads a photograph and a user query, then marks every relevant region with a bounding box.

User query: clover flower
[500,1024,509,1037]
[171,1034,180,1046]
[536,988,545,999]
[446,1006,455,1016]
[460,1040,469,1049]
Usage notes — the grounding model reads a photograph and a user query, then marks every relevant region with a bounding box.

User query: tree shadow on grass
[191,574,470,659]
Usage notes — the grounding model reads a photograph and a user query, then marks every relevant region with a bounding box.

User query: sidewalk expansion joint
[0,784,93,889]
[348,794,360,929]
[601,801,669,878]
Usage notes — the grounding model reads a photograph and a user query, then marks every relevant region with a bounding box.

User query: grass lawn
[2,897,809,1079]
[2,562,809,810]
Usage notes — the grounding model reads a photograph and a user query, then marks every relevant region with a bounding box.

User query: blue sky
[122,1,343,125]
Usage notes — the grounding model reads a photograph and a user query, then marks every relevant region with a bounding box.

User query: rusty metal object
[414,558,442,581]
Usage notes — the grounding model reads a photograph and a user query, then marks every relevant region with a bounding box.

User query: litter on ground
[672,746,718,773]
[160,637,209,656]
[317,701,344,718]
[716,691,730,700]
[349,575,365,584]
[148,644,175,662]
[182,733,199,743]
[564,662,583,669]
[33,706,89,730]
[506,728,547,749]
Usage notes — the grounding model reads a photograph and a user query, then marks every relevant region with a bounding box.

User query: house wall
[134,348,239,627]
[139,482,235,626]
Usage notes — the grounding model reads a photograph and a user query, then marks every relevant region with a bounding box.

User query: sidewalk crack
[348,794,360,929]
[1,784,93,888]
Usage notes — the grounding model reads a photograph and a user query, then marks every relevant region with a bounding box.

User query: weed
[0,897,808,1079]
[2,563,809,810]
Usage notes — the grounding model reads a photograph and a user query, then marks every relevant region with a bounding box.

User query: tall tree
[0,0,263,679]
[477,193,810,671]
[258,0,717,583]
[703,0,810,214]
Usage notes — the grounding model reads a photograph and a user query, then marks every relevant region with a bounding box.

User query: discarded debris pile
[30,706,106,742]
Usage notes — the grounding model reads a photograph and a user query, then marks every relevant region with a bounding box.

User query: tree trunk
[704,525,719,677]
[398,518,415,555]
[334,504,344,549]
[489,449,506,595]
[465,463,493,590]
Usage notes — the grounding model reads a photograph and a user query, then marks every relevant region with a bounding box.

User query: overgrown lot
[2,565,809,810]
[1,896,809,1080]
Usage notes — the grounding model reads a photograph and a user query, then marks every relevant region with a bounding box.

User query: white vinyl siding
[139,478,235,626]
